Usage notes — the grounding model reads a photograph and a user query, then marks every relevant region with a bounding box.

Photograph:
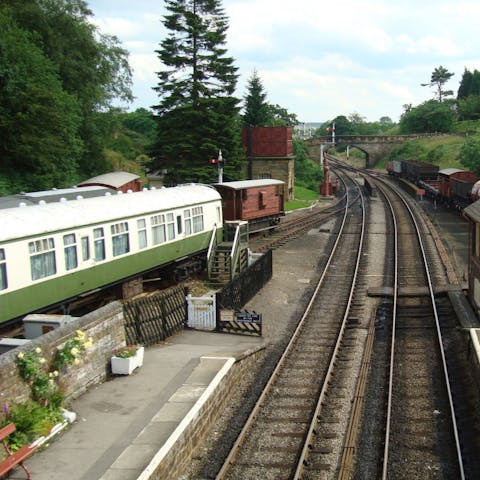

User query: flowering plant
[54,330,93,369]
[17,348,60,407]
[113,345,141,359]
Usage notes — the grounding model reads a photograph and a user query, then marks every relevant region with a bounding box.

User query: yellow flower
[39,357,46,364]
[48,379,54,386]
[84,340,92,349]
[75,330,85,339]
[35,347,42,354]
[53,370,59,377]
[17,352,24,359]
[74,358,80,365]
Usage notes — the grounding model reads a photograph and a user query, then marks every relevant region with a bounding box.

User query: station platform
[9,330,263,480]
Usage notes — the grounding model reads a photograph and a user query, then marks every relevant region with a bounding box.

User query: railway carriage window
[0,249,7,290]
[63,234,78,270]
[29,238,56,280]
[81,237,90,261]
[166,213,175,240]
[184,210,192,235]
[216,206,221,223]
[137,219,147,249]
[93,228,106,261]
[176,215,183,235]
[111,222,130,256]
[151,214,166,244]
[192,206,204,233]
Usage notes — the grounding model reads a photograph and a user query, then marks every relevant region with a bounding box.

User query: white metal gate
[186,294,216,330]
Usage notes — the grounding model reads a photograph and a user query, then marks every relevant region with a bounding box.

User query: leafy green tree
[399,100,454,133]
[242,70,269,126]
[421,65,454,102]
[0,10,82,194]
[458,95,480,120]
[1,0,133,185]
[264,104,298,126]
[123,108,157,141]
[293,138,322,191]
[458,137,480,174]
[151,0,242,184]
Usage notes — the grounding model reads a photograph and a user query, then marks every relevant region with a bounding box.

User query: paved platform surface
[9,330,263,480]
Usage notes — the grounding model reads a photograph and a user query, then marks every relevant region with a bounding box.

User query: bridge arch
[304,135,431,168]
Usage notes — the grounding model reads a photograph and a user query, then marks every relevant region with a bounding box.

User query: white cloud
[88,0,480,121]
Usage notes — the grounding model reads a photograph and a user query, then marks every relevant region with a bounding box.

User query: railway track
[248,196,347,253]
[216,171,367,479]
[376,178,464,478]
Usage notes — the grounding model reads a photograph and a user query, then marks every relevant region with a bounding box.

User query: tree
[399,100,454,133]
[0,10,82,194]
[458,95,480,120]
[151,0,242,184]
[458,68,474,99]
[458,137,480,174]
[0,0,133,184]
[421,65,454,102]
[242,70,269,126]
[264,104,298,126]
[293,138,322,191]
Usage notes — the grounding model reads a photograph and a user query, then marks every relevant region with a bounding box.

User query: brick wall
[0,301,125,412]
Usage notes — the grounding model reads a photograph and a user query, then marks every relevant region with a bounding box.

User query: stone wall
[148,346,265,479]
[0,302,125,411]
[249,157,295,200]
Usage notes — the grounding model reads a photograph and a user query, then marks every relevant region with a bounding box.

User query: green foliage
[1,402,64,451]
[0,10,82,194]
[285,185,319,211]
[293,138,323,191]
[113,345,141,359]
[264,104,298,126]
[243,70,269,126]
[151,0,242,184]
[386,141,428,162]
[458,95,480,121]
[458,136,480,174]
[399,100,454,134]
[0,0,133,192]
[16,348,61,407]
[421,65,454,102]
[54,330,92,370]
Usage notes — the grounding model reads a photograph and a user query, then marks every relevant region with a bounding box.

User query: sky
[87,0,480,123]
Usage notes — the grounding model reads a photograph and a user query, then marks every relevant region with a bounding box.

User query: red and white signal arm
[209,158,218,164]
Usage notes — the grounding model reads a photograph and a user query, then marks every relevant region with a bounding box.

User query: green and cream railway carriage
[0,184,223,324]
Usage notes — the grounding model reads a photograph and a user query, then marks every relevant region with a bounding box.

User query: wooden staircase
[209,242,248,285]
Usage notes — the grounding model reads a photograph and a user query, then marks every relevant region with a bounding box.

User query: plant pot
[111,346,144,375]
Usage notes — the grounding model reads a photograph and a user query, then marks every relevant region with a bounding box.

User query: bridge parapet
[305,134,445,168]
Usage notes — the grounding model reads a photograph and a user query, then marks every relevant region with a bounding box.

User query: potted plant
[110,345,144,375]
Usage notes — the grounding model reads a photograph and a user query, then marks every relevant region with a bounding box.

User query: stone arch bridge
[305,134,435,168]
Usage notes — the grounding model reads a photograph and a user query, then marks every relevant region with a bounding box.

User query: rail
[206,224,218,278]
[215,170,362,479]
[229,224,241,281]
[293,170,366,478]
[377,178,465,479]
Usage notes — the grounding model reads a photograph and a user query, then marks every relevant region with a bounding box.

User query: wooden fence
[123,286,187,346]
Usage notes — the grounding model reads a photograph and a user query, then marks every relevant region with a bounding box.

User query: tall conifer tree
[152,0,242,184]
[243,70,269,126]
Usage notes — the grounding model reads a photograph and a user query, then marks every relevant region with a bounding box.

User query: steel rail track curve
[215,172,363,480]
